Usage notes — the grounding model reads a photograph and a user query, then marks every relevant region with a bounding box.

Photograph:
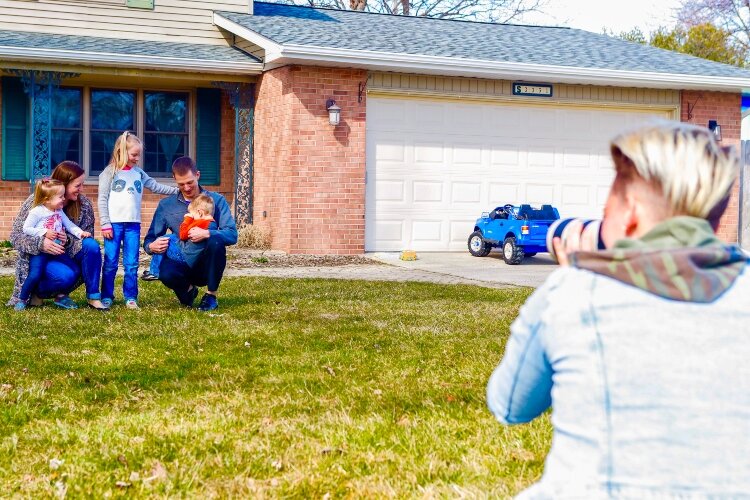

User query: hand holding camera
[546,218,604,265]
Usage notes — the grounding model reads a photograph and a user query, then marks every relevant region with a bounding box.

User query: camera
[546,218,605,263]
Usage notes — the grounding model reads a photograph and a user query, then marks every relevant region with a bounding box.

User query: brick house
[1,1,749,254]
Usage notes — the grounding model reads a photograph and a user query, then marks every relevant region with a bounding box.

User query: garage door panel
[372,180,406,202]
[413,181,444,203]
[452,142,484,164]
[451,182,482,204]
[527,147,555,169]
[414,102,446,131]
[490,145,521,166]
[489,183,520,205]
[412,220,443,243]
[452,104,485,133]
[366,97,664,251]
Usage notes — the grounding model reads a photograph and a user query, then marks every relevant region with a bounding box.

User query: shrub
[236,224,271,250]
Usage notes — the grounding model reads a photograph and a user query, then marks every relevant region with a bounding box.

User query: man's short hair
[172,156,198,176]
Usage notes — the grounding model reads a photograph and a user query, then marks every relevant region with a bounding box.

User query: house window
[90,89,136,175]
[50,87,83,169]
[144,91,189,175]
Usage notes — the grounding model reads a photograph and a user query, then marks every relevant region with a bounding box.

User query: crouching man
[143,156,238,311]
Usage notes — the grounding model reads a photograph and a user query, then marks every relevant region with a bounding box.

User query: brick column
[681,90,741,243]
[253,65,367,255]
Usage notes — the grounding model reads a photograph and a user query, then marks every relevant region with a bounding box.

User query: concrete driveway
[368,250,559,288]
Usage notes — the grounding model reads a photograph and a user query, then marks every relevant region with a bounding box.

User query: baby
[165,193,218,266]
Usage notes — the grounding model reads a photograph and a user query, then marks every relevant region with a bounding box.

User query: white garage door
[365,96,667,251]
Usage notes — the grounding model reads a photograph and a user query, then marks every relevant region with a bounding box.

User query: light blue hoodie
[487,220,750,499]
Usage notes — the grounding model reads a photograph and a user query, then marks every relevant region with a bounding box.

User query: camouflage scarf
[571,217,748,303]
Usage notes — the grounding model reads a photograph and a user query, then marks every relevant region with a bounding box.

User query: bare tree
[677,0,750,55]
[280,0,546,23]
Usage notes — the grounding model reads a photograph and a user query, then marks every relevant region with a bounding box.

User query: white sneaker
[125,299,140,310]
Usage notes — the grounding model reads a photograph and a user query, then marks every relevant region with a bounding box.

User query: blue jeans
[74,237,103,300]
[19,252,78,301]
[149,253,162,278]
[165,234,186,263]
[102,222,140,302]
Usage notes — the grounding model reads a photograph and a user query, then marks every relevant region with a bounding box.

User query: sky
[518,0,685,35]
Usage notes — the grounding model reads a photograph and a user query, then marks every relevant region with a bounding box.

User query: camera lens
[546,218,605,262]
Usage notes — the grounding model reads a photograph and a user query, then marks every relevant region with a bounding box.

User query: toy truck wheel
[468,231,491,257]
[502,237,525,265]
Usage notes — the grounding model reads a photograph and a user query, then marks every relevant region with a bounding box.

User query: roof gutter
[265,44,750,92]
[0,45,263,75]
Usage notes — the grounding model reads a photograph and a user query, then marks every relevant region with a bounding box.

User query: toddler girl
[16,179,91,310]
[98,131,178,309]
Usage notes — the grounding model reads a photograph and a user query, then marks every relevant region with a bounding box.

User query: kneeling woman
[8,161,107,310]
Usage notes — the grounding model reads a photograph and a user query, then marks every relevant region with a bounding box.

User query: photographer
[487,121,750,498]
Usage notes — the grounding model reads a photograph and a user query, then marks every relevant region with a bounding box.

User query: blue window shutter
[2,77,30,181]
[196,88,221,186]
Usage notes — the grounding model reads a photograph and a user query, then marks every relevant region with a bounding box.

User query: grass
[0,277,551,497]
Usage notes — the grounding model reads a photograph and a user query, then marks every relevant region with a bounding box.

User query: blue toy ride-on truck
[467,204,560,264]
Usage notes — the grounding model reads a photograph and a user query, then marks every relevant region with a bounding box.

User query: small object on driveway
[400,250,417,261]
[468,204,560,265]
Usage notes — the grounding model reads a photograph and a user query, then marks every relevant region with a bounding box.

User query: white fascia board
[213,12,282,54]
[0,46,262,75]
[264,44,750,92]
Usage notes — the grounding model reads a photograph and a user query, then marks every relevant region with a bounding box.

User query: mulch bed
[0,247,382,270]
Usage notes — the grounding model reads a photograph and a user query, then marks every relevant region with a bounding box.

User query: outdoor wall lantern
[708,120,722,141]
[326,99,341,126]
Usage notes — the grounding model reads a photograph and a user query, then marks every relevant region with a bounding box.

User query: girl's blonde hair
[108,130,142,172]
[32,178,64,208]
[188,193,214,216]
[610,121,738,220]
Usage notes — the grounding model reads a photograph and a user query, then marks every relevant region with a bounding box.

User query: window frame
[88,87,137,176]
[142,89,191,178]
[50,86,84,170]
[57,85,196,181]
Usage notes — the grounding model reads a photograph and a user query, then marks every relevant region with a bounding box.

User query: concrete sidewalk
[368,251,558,288]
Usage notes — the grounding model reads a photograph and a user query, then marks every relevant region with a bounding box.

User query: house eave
[263,44,750,92]
[0,46,263,75]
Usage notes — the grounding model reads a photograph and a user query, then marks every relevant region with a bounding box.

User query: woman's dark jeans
[74,237,103,300]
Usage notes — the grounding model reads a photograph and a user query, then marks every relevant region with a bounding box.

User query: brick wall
[0,90,235,241]
[681,90,741,243]
[253,65,367,254]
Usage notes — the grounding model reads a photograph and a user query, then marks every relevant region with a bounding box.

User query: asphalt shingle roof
[0,29,259,63]
[219,2,750,78]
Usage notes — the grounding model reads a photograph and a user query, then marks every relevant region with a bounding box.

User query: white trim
[213,12,282,57]
[264,44,750,91]
[0,45,263,75]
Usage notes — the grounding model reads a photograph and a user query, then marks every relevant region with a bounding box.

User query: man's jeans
[159,235,227,300]
[102,222,140,301]
[149,253,163,278]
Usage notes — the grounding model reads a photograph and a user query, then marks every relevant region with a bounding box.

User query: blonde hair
[32,178,64,208]
[610,121,738,220]
[188,193,214,216]
[108,131,142,172]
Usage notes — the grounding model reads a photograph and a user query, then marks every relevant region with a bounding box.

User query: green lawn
[0,277,551,497]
